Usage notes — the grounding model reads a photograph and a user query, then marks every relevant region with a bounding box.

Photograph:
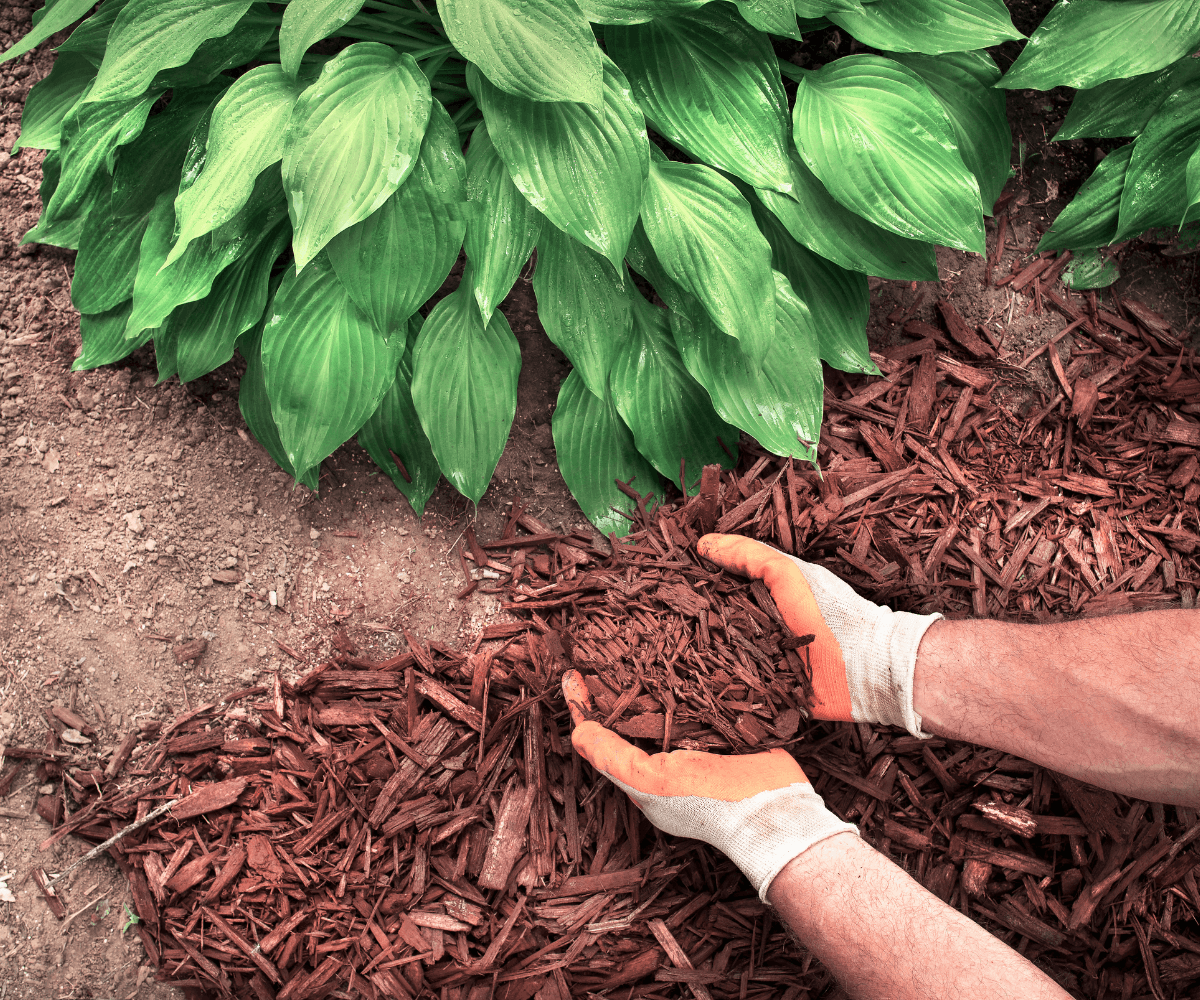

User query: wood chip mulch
[6,278,1198,1000]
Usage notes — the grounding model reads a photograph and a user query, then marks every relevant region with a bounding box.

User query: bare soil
[0,5,1196,999]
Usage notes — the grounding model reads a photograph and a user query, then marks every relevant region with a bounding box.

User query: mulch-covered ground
[5,256,1200,999]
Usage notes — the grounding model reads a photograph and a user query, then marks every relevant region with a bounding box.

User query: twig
[44,798,180,890]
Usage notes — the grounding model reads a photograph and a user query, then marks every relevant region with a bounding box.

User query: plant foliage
[9,0,1025,531]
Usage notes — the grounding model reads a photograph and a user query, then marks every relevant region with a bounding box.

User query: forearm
[768,833,1071,1000]
[913,611,1200,805]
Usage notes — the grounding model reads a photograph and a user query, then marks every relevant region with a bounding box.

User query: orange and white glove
[698,533,942,738]
[563,671,859,902]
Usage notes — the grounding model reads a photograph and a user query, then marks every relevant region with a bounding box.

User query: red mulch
[6,258,1200,999]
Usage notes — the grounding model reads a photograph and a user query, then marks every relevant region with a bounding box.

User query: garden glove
[563,670,859,902]
[697,533,942,738]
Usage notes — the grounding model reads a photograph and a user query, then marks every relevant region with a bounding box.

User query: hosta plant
[1000,0,1200,289]
[6,0,1017,534]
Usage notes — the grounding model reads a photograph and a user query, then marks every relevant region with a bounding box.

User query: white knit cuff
[849,608,943,738]
[609,777,861,901]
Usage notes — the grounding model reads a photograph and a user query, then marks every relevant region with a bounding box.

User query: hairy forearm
[913,610,1200,805]
[768,833,1070,1000]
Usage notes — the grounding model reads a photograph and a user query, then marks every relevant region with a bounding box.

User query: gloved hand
[563,670,859,902]
[697,533,942,738]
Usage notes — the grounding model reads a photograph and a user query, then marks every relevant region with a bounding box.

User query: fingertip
[561,669,591,727]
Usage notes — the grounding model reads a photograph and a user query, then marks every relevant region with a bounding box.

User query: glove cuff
[847,608,943,738]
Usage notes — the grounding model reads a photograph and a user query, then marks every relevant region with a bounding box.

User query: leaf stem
[777,59,809,83]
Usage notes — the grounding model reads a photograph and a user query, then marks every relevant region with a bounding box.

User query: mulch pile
[5,261,1199,999]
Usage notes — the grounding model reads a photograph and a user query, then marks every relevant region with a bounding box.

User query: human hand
[563,670,859,901]
[697,533,942,737]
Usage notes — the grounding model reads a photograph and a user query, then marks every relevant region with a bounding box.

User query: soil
[0,4,1196,999]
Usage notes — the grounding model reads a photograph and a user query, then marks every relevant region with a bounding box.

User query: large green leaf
[829,0,1020,54]
[793,0,864,18]
[72,181,150,313]
[889,50,1010,214]
[463,123,543,324]
[155,212,290,383]
[605,5,792,193]
[672,271,822,461]
[283,42,432,270]
[280,0,366,78]
[1116,82,1200,241]
[1184,145,1200,227]
[999,0,1200,92]
[1056,57,1200,141]
[168,65,306,267]
[149,8,277,92]
[442,0,602,105]
[12,52,94,152]
[610,291,738,489]
[640,158,775,365]
[468,55,648,270]
[751,197,875,374]
[793,55,984,254]
[533,224,631,400]
[237,321,319,490]
[126,172,288,340]
[754,153,937,281]
[84,0,254,104]
[327,102,467,338]
[1,0,95,64]
[410,278,521,503]
[552,371,664,537]
[1037,145,1132,253]
[357,332,442,516]
[72,301,151,371]
[737,0,802,37]
[1061,248,1120,291]
[574,0,707,24]
[57,0,131,66]
[262,253,402,476]
[38,90,158,247]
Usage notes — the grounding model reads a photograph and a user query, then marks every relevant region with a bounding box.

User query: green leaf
[262,253,402,475]
[149,8,276,92]
[13,52,94,152]
[167,65,305,268]
[610,290,738,489]
[1056,57,1200,141]
[829,0,1021,54]
[753,153,937,281]
[737,0,801,38]
[1061,247,1120,291]
[640,158,775,365]
[127,171,288,340]
[111,81,225,219]
[283,42,432,270]
[999,0,1200,92]
[328,102,466,339]
[72,182,150,313]
[1117,82,1200,241]
[57,0,131,66]
[672,271,822,460]
[1,0,94,65]
[552,370,664,536]
[751,197,875,374]
[574,0,706,24]
[237,320,319,489]
[442,0,602,105]
[159,211,290,383]
[357,332,442,516]
[38,90,158,247]
[280,0,366,79]
[463,123,543,324]
[85,0,254,104]
[1184,145,1200,227]
[794,0,863,18]
[793,54,984,254]
[410,278,522,503]
[533,224,631,400]
[72,300,151,371]
[888,50,1010,214]
[605,5,792,193]
[1037,145,1132,254]
[468,54,648,270]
